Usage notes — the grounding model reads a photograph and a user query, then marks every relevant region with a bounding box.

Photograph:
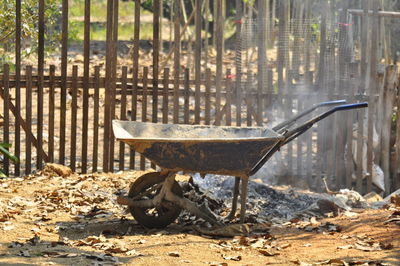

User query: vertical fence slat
[2,65,10,175]
[356,109,364,192]
[382,66,397,193]
[367,1,379,193]
[235,0,242,127]
[82,0,91,173]
[48,65,56,162]
[162,68,169,124]
[130,0,141,169]
[296,100,303,180]
[70,66,78,172]
[205,68,211,125]
[194,0,202,124]
[173,0,181,124]
[37,0,45,169]
[345,63,357,189]
[25,66,33,174]
[108,0,119,172]
[225,69,232,126]
[306,110,313,188]
[395,87,400,191]
[93,66,100,172]
[257,0,266,126]
[119,66,128,171]
[215,0,223,126]
[141,67,149,170]
[103,0,114,172]
[184,68,190,124]
[152,0,160,123]
[60,0,69,164]
[14,0,22,175]
[246,72,252,127]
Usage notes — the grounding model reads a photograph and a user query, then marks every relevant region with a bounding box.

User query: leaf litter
[0,166,398,265]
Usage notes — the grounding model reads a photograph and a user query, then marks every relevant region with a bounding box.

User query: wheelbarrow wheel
[128,172,183,228]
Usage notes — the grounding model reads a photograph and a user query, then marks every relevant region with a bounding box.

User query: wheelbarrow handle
[272,99,347,132]
[250,102,367,177]
[282,102,368,145]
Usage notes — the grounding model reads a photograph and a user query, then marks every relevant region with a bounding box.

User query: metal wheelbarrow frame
[113,101,367,228]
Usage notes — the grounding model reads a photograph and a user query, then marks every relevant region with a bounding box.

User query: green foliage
[0,0,62,68]
[0,143,18,178]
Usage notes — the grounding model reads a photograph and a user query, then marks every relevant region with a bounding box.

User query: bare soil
[0,169,398,266]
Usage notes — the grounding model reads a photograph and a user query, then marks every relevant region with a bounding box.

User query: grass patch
[69,0,154,41]
[70,0,142,21]
[69,21,154,41]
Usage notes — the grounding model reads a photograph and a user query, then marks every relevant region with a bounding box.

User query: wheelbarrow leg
[225,177,240,221]
[240,176,249,223]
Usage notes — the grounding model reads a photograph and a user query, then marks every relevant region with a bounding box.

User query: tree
[0,0,61,69]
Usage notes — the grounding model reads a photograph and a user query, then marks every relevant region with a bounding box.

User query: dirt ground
[0,168,398,266]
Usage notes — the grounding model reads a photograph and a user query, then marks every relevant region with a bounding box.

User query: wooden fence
[0,0,400,195]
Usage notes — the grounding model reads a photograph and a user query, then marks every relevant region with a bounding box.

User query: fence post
[2,64,10,175]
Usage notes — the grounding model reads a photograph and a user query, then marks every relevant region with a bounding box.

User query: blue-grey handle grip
[318,99,347,106]
[333,102,368,111]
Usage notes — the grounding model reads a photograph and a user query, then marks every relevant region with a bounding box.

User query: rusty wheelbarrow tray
[113,101,367,228]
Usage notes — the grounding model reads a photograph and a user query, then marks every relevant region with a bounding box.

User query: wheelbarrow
[113,100,367,228]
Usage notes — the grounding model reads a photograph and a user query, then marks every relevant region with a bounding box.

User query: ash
[189,174,369,222]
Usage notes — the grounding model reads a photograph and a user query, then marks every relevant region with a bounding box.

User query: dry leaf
[104,246,128,253]
[126,249,143,256]
[291,259,312,266]
[168,251,180,257]
[222,254,241,261]
[279,243,291,249]
[324,258,348,265]
[258,249,279,256]
[337,245,353,250]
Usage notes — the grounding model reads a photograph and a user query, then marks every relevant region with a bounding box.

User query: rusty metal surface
[113,120,282,176]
